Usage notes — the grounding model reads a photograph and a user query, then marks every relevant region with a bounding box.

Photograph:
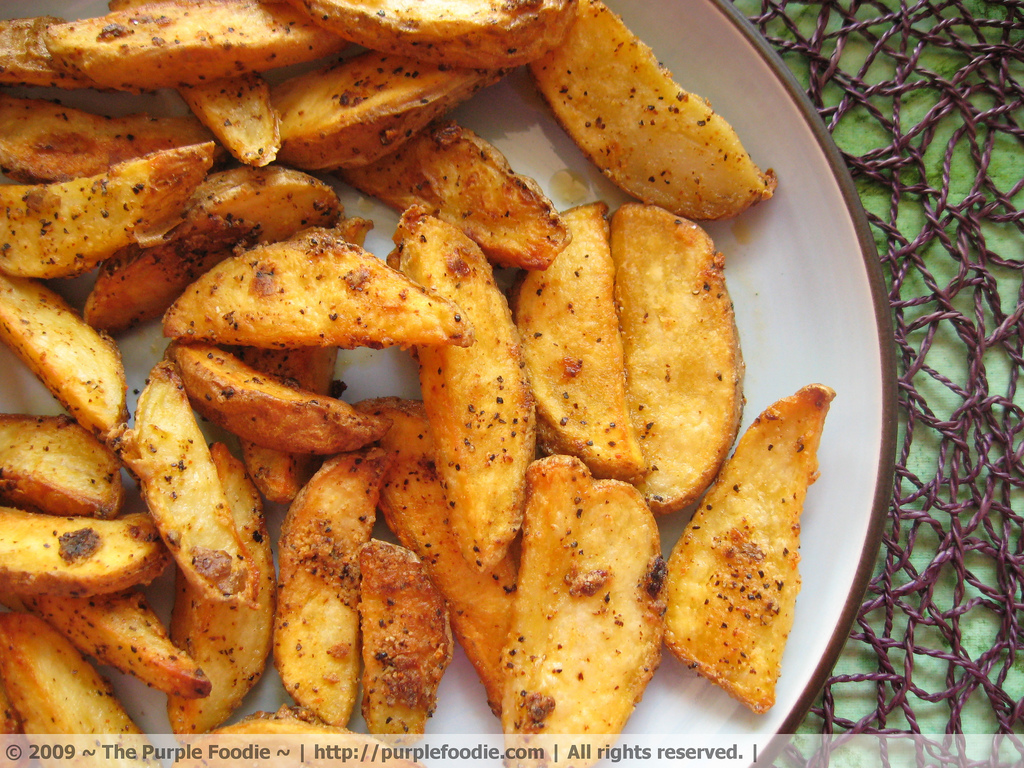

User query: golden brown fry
[283,0,577,69]
[530,0,775,221]
[500,455,665,762]
[21,591,210,699]
[355,397,516,716]
[511,202,646,482]
[111,360,257,604]
[0,143,215,279]
[393,208,535,571]
[169,341,391,454]
[339,121,569,270]
[0,274,127,437]
[611,202,744,515]
[85,165,342,334]
[0,414,124,518]
[0,16,96,89]
[0,508,168,597]
[180,73,280,167]
[274,448,389,727]
[0,613,154,748]
[167,442,275,734]
[163,227,473,350]
[44,1,349,91]
[272,50,502,171]
[0,93,218,184]
[358,539,452,737]
[663,384,835,714]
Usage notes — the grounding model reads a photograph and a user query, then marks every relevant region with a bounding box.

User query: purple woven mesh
[736,0,1024,741]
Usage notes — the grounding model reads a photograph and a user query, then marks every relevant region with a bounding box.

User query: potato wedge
[511,202,645,482]
[0,17,96,89]
[272,50,502,171]
[0,613,153,746]
[530,0,775,221]
[0,508,168,597]
[339,121,569,270]
[85,165,342,334]
[180,73,280,167]
[167,442,275,734]
[44,1,349,91]
[163,226,473,350]
[0,93,218,184]
[111,360,257,604]
[169,341,391,454]
[611,202,744,515]
[358,539,452,736]
[393,209,534,570]
[500,455,665,758]
[0,142,215,278]
[355,397,517,716]
[274,448,389,727]
[663,384,835,714]
[0,274,127,437]
[284,0,576,69]
[20,591,210,699]
[0,414,124,518]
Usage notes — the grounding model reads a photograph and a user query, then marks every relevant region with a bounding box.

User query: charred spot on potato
[58,527,101,562]
[191,546,236,591]
[644,555,667,598]
[564,566,610,597]
[522,691,556,729]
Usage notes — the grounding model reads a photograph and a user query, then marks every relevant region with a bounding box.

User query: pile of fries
[0,0,834,762]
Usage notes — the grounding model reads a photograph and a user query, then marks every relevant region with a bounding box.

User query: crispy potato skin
[0,142,215,279]
[0,508,169,597]
[500,455,665,758]
[163,227,474,350]
[273,51,503,171]
[44,1,349,91]
[0,93,218,184]
[22,591,211,699]
[393,208,535,571]
[86,165,342,335]
[180,73,280,167]
[274,448,389,727]
[169,341,391,454]
[0,16,96,89]
[358,540,453,736]
[167,443,275,734]
[0,414,124,518]
[0,274,127,437]
[611,203,744,515]
[664,384,835,714]
[512,202,645,482]
[340,121,569,270]
[530,0,775,221]
[357,397,518,716]
[0,612,151,740]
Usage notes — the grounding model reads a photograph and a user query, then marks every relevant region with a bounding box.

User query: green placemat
[732,0,1024,745]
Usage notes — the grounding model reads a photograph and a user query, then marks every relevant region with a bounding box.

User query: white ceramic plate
[0,0,897,757]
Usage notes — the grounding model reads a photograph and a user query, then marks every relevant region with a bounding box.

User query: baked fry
[167,442,275,734]
[358,539,453,737]
[0,143,215,279]
[355,397,517,716]
[44,1,348,91]
[663,384,835,714]
[169,341,391,454]
[0,508,168,597]
[530,0,775,220]
[0,16,96,89]
[0,274,127,437]
[274,448,389,727]
[611,202,744,514]
[511,202,645,482]
[272,50,502,170]
[339,121,569,270]
[180,73,280,167]
[163,227,473,350]
[0,414,124,518]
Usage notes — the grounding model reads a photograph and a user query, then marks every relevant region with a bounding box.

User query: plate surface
[0,0,896,752]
